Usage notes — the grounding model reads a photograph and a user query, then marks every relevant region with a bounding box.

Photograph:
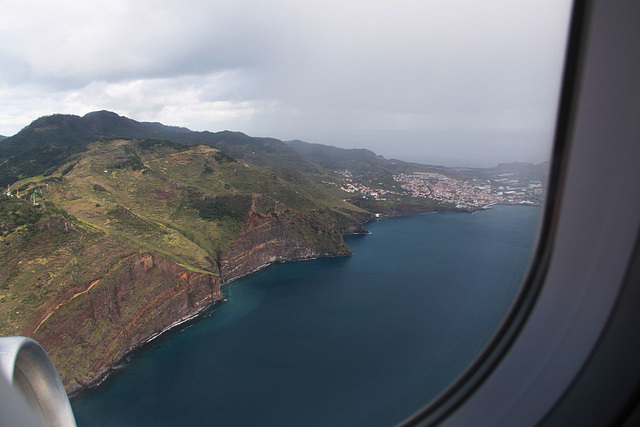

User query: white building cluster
[335,170,396,200]
[329,169,544,208]
[393,172,504,208]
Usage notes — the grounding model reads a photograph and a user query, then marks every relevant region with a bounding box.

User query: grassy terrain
[0,111,317,187]
[0,196,134,336]
[35,139,365,265]
[0,138,369,337]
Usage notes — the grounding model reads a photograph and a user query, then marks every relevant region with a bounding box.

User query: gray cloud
[0,0,572,167]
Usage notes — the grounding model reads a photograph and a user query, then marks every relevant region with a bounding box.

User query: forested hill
[0,111,314,187]
[286,139,390,173]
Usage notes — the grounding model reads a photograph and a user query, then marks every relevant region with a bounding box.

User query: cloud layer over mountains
[0,0,571,166]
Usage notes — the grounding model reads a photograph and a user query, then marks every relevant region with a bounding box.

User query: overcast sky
[0,0,572,167]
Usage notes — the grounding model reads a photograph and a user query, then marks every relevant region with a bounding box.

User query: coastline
[69,249,355,397]
[68,294,225,397]
[70,208,465,396]
[69,204,541,398]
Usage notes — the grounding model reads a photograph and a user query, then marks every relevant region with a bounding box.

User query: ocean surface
[72,205,541,427]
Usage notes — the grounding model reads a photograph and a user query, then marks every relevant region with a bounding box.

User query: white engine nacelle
[0,337,76,427]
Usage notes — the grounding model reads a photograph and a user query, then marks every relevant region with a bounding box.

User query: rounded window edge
[398,1,589,425]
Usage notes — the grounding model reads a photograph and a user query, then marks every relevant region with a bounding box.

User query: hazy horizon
[0,1,572,168]
[0,109,553,168]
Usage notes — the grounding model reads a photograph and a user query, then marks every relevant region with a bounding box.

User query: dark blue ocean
[72,205,541,426]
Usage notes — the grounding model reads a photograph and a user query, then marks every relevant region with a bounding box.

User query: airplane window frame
[1,1,638,425]
[400,0,640,425]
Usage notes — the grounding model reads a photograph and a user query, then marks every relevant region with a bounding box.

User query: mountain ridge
[1,111,546,189]
[0,111,315,187]
[286,138,548,175]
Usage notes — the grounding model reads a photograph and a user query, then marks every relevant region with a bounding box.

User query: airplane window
[0,1,573,426]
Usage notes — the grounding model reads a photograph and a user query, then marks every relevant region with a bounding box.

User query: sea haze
[72,205,541,426]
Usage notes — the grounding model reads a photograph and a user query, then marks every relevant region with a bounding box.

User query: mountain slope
[0,111,316,187]
[286,139,390,173]
[287,139,549,180]
[285,139,441,189]
[0,137,368,393]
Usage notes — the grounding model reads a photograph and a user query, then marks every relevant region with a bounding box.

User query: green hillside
[2,138,366,279]
[286,139,391,174]
[0,136,372,391]
[0,111,318,187]
[286,139,438,190]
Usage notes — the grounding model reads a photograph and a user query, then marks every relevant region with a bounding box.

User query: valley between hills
[0,111,545,394]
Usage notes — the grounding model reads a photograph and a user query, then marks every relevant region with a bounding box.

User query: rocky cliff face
[0,130,374,396]
[32,252,222,395]
[29,210,357,394]
[220,210,352,282]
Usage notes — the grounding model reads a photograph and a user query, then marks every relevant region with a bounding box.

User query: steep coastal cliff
[220,210,352,282]
[31,210,355,394]
[30,211,354,394]
[33,252,222,394]
[0,137,368,394]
